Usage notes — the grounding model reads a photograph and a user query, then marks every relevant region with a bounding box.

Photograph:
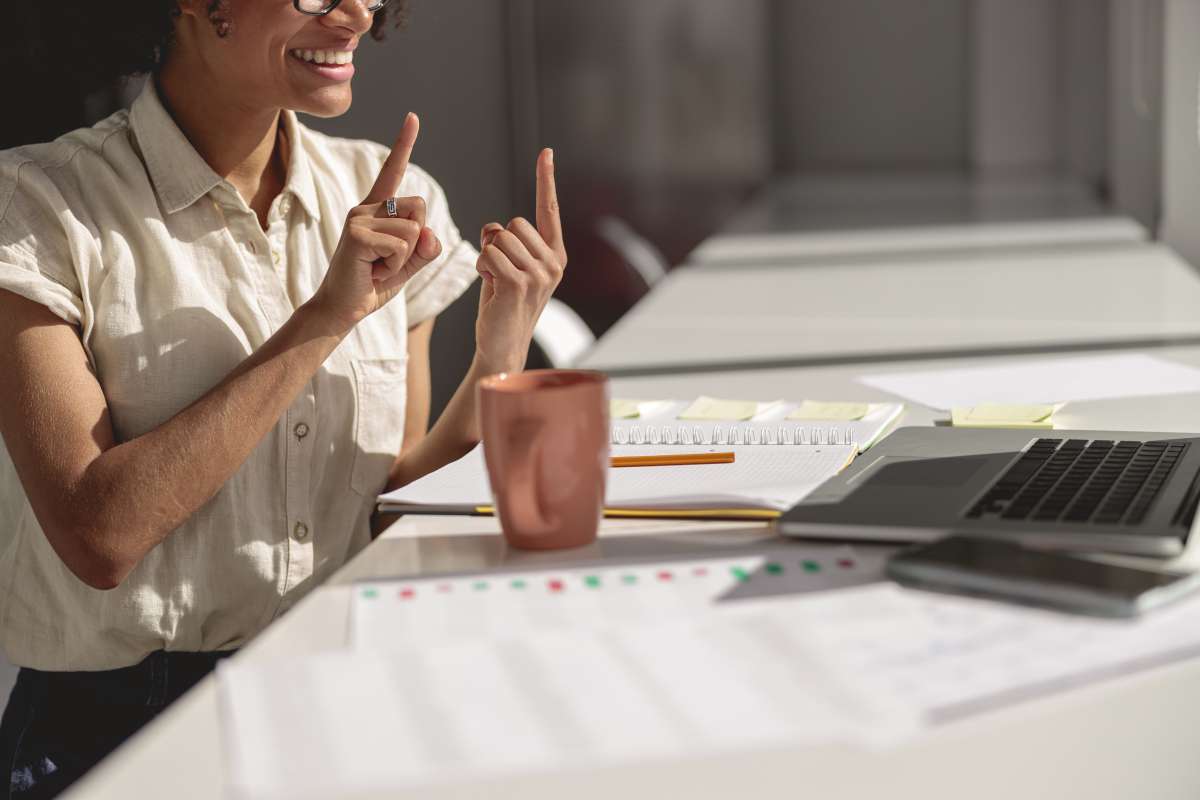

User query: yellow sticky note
[789,401,870,421]
[678,396,759,421]
[610,399,642,419]
[951,404,1056,429]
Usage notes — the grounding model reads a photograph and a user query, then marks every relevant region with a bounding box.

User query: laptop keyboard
[965,438,1189,526]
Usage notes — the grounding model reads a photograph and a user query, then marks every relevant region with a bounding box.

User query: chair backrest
[532,298,596,368]
[595,216,670,292]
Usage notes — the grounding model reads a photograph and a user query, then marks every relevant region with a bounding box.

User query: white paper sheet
[857,353,1200,410]
[783,582,1200,721]
[220,556,1200,798]
[220,607,910,800]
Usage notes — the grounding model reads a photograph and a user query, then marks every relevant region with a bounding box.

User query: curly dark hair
[10,1,409,95]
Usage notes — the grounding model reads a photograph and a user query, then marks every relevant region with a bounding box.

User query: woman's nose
[321,0,374,35]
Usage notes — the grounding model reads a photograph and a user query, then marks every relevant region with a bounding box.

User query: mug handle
[499,418,558,536]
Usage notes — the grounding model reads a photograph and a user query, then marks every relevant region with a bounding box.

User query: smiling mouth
[289,48,354,66]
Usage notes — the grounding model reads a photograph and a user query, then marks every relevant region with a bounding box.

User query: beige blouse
[0,80,478,670]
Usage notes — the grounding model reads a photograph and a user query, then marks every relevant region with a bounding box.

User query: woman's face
[183,0,378,118]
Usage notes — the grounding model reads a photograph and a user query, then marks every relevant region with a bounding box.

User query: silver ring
[385,197,399,218]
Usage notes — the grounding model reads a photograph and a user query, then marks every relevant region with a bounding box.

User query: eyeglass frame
[293,0,390,17]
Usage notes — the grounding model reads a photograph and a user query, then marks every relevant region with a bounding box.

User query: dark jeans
[0,651,234,800]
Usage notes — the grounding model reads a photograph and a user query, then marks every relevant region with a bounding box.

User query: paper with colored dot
[950,403,1056,429]
[678,396,772,421]
[350,550,877,651]
[788,401,871,421]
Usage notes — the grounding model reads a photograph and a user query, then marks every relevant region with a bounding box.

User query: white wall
[1109,0,1164,231]
[973,0,1058,172]
[1158,0,1200,266]
[772,0,969,171]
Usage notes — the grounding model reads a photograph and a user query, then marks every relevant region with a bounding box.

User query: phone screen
[893,536,1184,600]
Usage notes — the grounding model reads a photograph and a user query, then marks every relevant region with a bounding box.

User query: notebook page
[606,444,855,510]
[379,444,855,512]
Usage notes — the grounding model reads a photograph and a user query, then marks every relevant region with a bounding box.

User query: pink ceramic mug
[478,370,610,550]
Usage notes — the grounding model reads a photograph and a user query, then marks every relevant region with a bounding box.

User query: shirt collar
[130,79,320,221]
[278,109,321,221]
[129,79,223,215]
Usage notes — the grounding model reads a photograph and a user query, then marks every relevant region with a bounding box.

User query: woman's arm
[0,292,346,589]
[0,116,435,590]
[385,148,567,491]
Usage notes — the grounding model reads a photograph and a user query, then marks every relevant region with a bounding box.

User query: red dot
[657,571,673,582]
[548,579,565,593]
[437,584,452,593]
[399,588,415,600]
[837,559,855,569]
[692,567,709,577]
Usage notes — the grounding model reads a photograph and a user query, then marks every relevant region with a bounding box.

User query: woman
[0,1,567,796]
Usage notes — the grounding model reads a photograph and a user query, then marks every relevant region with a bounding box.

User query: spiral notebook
[610,398,904,453]
[378,397,898,520]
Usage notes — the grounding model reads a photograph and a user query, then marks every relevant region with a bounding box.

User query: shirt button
[294,422,310,440]
[293,521,309,541]
[272,250,282,265]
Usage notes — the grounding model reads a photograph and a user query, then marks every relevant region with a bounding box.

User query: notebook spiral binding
[611,425,858,448]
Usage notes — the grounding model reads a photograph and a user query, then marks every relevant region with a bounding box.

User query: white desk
[693,172,1145,265]
[691,217,1147,266]
[65,205,1200,796]
[581,243,1200,374]
[68,344,1200,799]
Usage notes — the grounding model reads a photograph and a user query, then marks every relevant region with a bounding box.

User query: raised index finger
[535,148,564,256]
[364,112,419,204]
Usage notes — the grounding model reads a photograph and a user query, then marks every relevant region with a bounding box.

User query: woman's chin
[293,88,354,119]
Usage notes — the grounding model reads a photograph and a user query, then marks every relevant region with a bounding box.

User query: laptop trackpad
[867,455,993,488]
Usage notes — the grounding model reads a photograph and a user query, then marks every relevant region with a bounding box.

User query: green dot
[622,574,638,585]
[766,562,784,576]
[473,581,489,591]
[802,560,821,573]
[510,579,527,590]
[361,588,378,599]
[585,575,602,588]
[731,567,750,582]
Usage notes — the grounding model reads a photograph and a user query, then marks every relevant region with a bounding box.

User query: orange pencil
[610,452,736,468]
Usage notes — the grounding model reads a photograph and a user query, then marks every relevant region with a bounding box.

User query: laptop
[776,427,1200,557]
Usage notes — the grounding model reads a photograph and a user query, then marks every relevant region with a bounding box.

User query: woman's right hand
[308,112,443,334]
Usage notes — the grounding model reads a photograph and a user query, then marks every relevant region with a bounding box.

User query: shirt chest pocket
[349,356,409,497]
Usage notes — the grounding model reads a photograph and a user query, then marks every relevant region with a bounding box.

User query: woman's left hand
[472,148,568,374]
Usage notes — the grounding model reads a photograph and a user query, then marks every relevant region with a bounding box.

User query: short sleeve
[0,157,85,326]
[397,165,479,327]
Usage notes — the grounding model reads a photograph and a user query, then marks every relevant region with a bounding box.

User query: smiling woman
[0,0,565,797]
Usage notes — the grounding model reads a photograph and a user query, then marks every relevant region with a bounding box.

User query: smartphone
[886,535,1200,618]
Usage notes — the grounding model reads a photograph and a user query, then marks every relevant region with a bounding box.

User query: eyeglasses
[294,0,390,16]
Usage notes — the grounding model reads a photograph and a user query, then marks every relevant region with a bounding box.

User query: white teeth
[291,48,354,66]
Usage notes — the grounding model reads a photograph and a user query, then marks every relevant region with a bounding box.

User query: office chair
[594,216,670,294]
[532,298,596,368]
